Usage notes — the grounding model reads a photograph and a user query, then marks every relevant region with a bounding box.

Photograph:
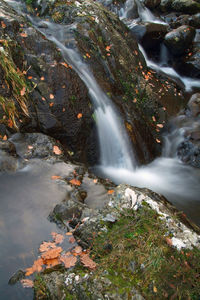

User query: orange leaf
[3,135,7,141]
[107,190,114,194]
[25,258,43,276]
[69,179,81,186]
[73,246,82,255]
[156,139,161,143]
[80,253,97,270]
[44,257,60,268]
[66,232,73,236]
[49,102,54,107]
[77,113,82,119]
[39,241,57,253]
[51,175,61,180]
[1,21,6,29]
[28,76,32,79]
[40,76,45,81]
[152,116,156,122]
[41,247,62,261]
[21,279,34,288]
[86,53,91,58]
[106,45,111,52]
[60,62,69,68]
[8,119,13,128]
[53,145,62,155]
[20,87,26,96]
[50,94,54,99]
[51,232,64,244]
[28,145,33,150]
[60,255,77,268]
[157,124,163,128]
[20,32,27,38]
[93,179,98,184]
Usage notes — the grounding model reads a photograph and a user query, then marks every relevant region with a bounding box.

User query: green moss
[90,206,200,299]
[34,274,51,300]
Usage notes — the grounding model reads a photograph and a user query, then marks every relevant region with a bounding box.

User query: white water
[31,20,135,170]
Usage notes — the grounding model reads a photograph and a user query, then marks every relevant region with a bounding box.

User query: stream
[1,0,200,298]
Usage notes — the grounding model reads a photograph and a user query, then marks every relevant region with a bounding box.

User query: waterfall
[31,20,136,170]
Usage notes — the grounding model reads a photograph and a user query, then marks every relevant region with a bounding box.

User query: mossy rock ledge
[34,184,200,300]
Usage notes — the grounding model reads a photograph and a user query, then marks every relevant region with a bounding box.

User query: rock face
[171,0,200,14]
[164,25,196,55]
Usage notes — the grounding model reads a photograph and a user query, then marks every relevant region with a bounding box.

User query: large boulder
[164,25,196,55]
[171,0,200,14]
[144,0,161,8]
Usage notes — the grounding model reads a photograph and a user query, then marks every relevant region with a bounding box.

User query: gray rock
[171,0,200,14]
[164,25,196,55]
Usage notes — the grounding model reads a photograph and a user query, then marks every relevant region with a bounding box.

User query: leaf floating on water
[53,145,62,155]
[69,179,81,186]
[25,258,43,276]
[60,254,77,269]
[21,279,34,288]
[41,247,62,261]
[44,258,60,268]
[51,232,64,244]
[39,241,57,253]
[80,254,97,270]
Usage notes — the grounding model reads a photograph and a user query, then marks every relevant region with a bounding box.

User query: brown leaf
[53,145,62,155]
[21,279,34,288]
[80,254,97,270]
[41,247,62,261]
[51,232,64,244]
[39,241,57,253]
[69,179,81,186]
[1,21,6,28]
[25,258,43,276]
[44,258,60,268]
[69,236,76,244]
[20,87,26,96]
[60,255,77,268]
[73,246,82,255]
[51,175,61,180]
[107,190,114,195]
[165,237,172,246]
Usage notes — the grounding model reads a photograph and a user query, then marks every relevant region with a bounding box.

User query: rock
[159,0,173,12]
[144,0,161,8]
[185,44,200,77]
[139,22,168,50]
[0,150,18,172]
[171,0,200,14]
[187,93,200,117]
[8,270,25,285]
[164,25,196,55]
[189,13,200,28]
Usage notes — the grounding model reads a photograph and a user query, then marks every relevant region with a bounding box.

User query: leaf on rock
[21,279,34,288]
[41,247,62,261]
[3,135,7,140]
[39,241,57,253]
[50,94,54,99]
[51,175,61,180]
[20,87,26,96]
[73,246,82,255]
[80,254,97,270]
[69,236,76,244]
[51,232,64,244]
[66,232,73,236]
[69,179,81,186]
[60,255,77,269]
[20,32,27,38]
[107,190,114,195]
[77,113,82,119]
[53,145,62,155]
[25,258,43,276]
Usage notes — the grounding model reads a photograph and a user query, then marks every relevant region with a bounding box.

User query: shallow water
[0,161,73,299]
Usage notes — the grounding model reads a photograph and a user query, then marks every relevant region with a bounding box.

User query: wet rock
[164,25,196,55]
[10,132,64,160]
[185,44,200,77]
[177,139,200,167]
[144,0,161,9]
[189,13,200,28]
[187,93,200,117]
[159,0,173,12]
[171,0,200,14]
[0,150,18,172]
[0,140,16,155]
[8,270,25,285]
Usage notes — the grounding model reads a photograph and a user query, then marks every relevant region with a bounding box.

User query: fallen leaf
[165,237,172,246]
[156,139,161,143]
[153,286,157,293]
[28,145,33,150]
[77,113,82,119]
[39,241,57,253]
[69,179,81,186]
[51,232,64,244]
[80,254,96,270]
[44,258,60,268]
[106,45,111,52]
[93,179,98,184]
[157,124,163,128]
[25,258,43,276]
[60,62,69,68]
[53,145,62,155]
[60,255,77,268]
[21,279,34,288]
[86,53,91,58]
[50,94,54,99]
[73,246,82,255]
[20,87,26,96]
[152,116,156,122]
[40,76,45,81]
[3,135,7,141]
[41,247,62,261]
[28,76,32,80]
[20,32,27,38]
[1,21,6,28]
[49,102,54,107]
[69,236,76,244]
[51,175,61,180]
[107,190,114,195]
[66,232,73,236]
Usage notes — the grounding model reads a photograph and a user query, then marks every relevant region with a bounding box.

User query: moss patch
[90,206,200,299]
